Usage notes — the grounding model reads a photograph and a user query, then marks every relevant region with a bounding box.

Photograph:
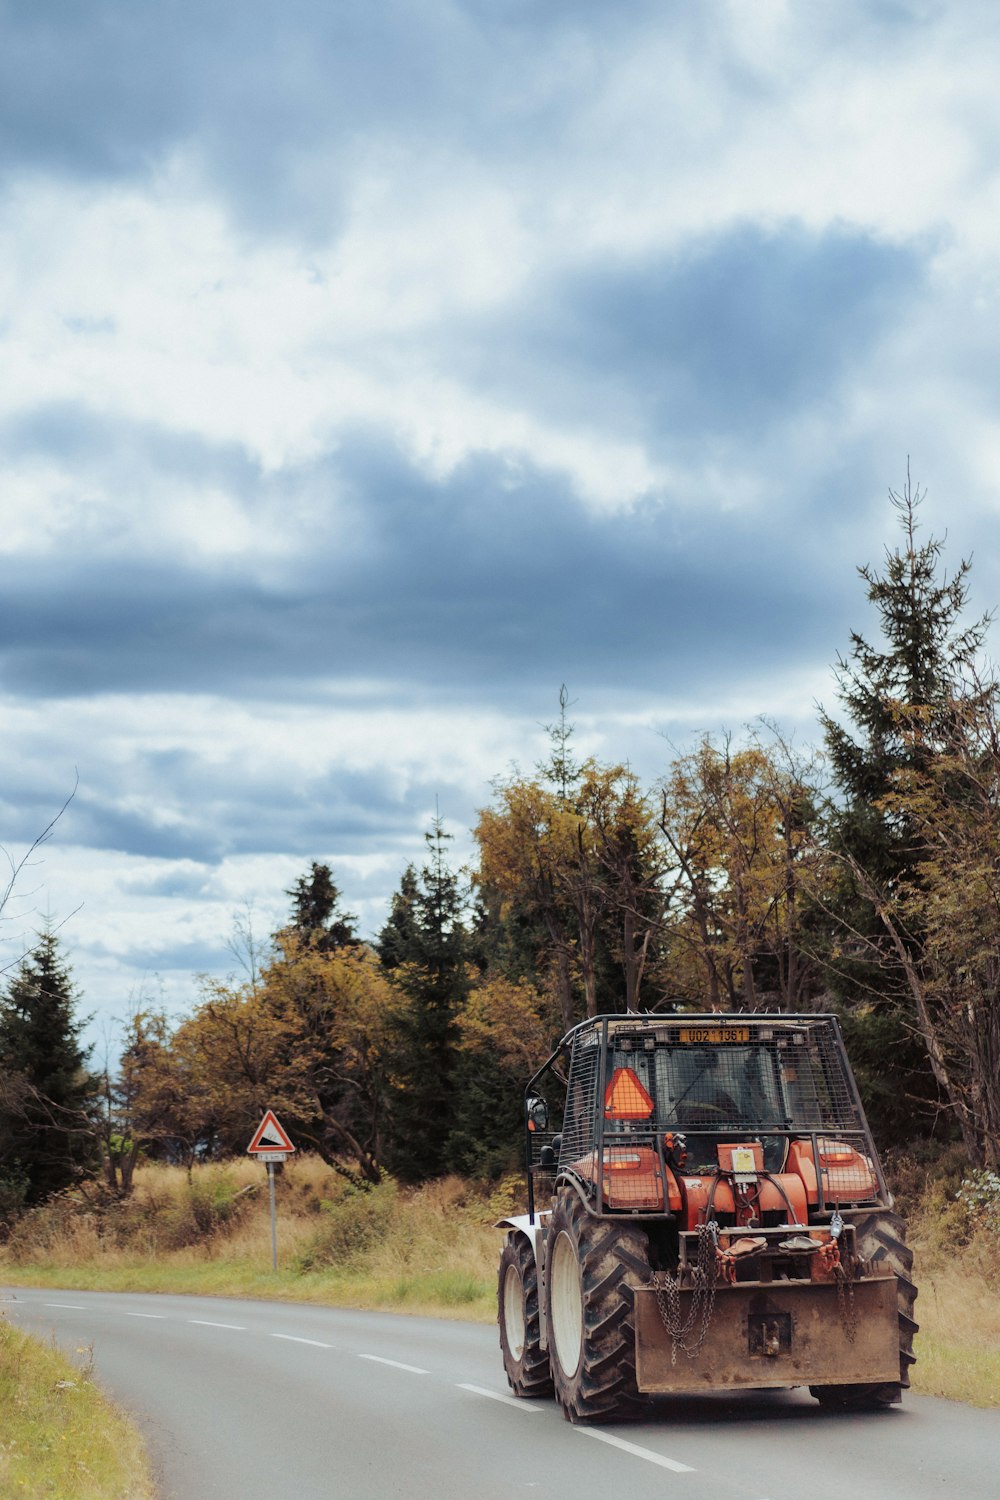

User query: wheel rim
[549,1230,583,1376]
[503,1262,526,1360]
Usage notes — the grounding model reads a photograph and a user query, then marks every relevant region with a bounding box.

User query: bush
[295,1177,398,1271]
[957,1169,1000,1236]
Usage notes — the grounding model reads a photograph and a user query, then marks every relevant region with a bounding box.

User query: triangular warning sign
[247,1109,296,1155]
[604,1067,654,1121]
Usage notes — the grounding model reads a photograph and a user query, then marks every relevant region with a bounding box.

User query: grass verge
[0,1313,154,1499]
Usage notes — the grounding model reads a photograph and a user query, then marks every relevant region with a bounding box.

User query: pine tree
[818,472,992,1144]
[282,862,358,951]
[376,864,421,970]
[385,819,469,1181]
[0,930,99,1206]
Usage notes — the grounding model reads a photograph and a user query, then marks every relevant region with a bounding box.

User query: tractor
[497,1012,917,1423]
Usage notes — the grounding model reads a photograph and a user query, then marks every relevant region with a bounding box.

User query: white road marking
[358,1354,429,1374]
[271,1334,332,1348]
[126,1313,167,1320]
[43,1303,86,1310]
[578,1429,695,1473]
[188,1320,246,1330]
[457,1383,543,1412]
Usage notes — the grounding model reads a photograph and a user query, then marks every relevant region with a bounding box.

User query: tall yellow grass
[0,1157,508,1319]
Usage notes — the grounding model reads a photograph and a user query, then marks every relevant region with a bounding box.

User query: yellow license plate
[678,1026,750,1044]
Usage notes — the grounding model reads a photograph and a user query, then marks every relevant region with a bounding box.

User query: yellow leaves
[455,977,550,1072]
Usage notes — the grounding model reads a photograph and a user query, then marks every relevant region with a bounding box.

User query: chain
[652,1220,720,1366]
[834,1260,858,1342]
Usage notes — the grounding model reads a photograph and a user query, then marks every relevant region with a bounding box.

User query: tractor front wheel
[543,1185,651,1424]
[498,1233,553,1398]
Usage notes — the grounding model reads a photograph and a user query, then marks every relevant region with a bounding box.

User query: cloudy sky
[2,0,1000,1040]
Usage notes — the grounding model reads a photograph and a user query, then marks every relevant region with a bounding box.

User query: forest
[2,479,999,1228]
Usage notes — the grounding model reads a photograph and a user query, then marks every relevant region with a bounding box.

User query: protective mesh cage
[552,1015,880,1208]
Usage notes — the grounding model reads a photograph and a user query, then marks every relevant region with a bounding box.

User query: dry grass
[0,1314,154,1499]
[0,1157,509,1321]
[907,1189,1000,1409]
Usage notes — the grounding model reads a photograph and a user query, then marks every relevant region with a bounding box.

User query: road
[2,1287,995,1500]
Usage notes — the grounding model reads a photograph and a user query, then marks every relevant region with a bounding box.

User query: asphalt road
[3,1287,996,1500]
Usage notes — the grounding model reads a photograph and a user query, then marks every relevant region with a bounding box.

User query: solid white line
[358,1354,429,1375]
[456,1383,543,1412]
[43,1303,86,1310]
[126,1312,167,1320]
[271,1333,332,1348]
[188,1320,246,1330]
[578,1429,695,1473]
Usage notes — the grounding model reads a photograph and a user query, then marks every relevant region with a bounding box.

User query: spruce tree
[376,864,421,970]
[283,862,358,950]
[0,930,99,1206]
[819,473,992,1144]
[384,820,469,1181]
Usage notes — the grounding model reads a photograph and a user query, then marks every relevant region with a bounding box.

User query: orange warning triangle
[247,1109,296,1154]
[604,1067,654,1121]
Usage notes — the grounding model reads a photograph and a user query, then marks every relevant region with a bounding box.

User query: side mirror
[525,1094,549,1132]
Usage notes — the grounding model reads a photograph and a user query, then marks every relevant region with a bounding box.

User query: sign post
[247,1110,296,1271]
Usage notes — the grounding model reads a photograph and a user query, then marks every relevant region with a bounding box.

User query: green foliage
[384,819,470,1182]
[295,1177,398,1271]
[957,1169,1000,1236]
[0,931,99,1206]
[818,475,992,1148]
[282,861,358,950]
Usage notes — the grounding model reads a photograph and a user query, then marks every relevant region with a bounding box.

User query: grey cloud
[0,425,865,709]
[452,224,928,451]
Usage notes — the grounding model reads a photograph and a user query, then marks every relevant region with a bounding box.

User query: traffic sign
[247,1109,296,1157]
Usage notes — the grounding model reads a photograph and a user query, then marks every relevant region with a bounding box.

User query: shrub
[957,1169,1000,1236]
[295,1177,398,1271]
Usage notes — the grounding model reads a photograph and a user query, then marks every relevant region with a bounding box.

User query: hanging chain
[834,1259,858,1342]
[652,1220,720,1365]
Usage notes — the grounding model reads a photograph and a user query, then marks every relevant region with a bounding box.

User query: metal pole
[268,1162,278,1271]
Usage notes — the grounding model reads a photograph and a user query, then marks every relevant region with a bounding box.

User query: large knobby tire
[543,1185,651,1424]
[810,1210,918,1412]
[498,1233,554,1398]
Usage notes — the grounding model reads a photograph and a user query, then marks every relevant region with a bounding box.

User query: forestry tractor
[497,1012,917,1423]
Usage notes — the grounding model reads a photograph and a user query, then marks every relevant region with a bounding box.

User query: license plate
[678,1027,750,1044]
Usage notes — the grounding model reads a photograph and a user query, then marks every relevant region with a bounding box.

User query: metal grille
[558,1026,602,1167]
[553,1016,879,1202]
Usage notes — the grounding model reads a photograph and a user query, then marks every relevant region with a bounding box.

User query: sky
[3,0,1000,1044]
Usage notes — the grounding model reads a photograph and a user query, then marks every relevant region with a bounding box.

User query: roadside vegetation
[1,1152,997,1407]
[0,1157,501,1320]
[0,1313,154,1499]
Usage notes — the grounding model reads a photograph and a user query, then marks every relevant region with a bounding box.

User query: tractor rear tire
[543,1185,651,1424]
[498,1233,553,1398]
[809,1210,917,1411]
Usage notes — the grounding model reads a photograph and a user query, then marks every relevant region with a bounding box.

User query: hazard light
[604,1067,654,1121]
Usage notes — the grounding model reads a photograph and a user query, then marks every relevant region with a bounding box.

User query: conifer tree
[282,862,358,950]
[818,473,992,1143]
[0,930,99,1206]
[384,819,469,1181]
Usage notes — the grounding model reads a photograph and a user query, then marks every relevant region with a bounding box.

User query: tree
[99,1010,202,1195]
[817,472,992,1143]
[447,975,551,1176]
[376,864,421,971]
[658,737,826,1012]
[282,862,358,951]
[383,818,470,1181]
[861,690,1000,1166]
[0,930,99,1206]
[821,470,990,880]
